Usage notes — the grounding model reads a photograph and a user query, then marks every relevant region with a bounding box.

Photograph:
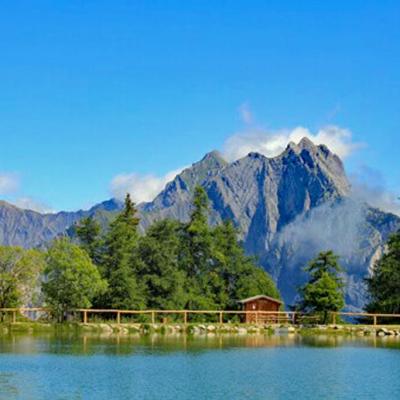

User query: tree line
[0,187,280,320]
[1,185,399,323]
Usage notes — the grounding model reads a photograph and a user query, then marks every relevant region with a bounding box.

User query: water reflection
[1,332,400,356]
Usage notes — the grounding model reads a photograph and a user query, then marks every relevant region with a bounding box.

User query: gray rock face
[0,198,123,248]
[0,201,87,248]
[0,138,398,309]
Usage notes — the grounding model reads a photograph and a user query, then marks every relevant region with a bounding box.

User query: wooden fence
[332,311,400,326]
[2,308,400,326]
[74,309,297,325]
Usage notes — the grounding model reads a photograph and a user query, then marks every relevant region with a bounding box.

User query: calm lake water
[1,332,400,400]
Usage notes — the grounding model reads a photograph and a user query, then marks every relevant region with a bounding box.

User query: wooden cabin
[239,295,283,324]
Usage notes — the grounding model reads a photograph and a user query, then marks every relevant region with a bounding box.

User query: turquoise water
[1,333,400,399]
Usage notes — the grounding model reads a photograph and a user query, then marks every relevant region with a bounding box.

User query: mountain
[137,138,400,310]
[0,138,399,309]
[0,198,123,248]
[0,201,87,248]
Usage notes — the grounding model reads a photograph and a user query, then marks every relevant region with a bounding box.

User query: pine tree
[181,186,216,309]
[299,250,345,323]
[75,216,102,263]
[134,219,187,310]
[100,194,144,309]
[366,232,400,314]
[213,220,280,308]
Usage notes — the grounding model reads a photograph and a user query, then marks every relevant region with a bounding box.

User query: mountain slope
[0,201,87,248]
[0,198,124,248]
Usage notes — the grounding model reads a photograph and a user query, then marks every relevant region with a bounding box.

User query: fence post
[117,312,121,325]
[255,311,259,325]
[83,310,88,324]
[219,311,223,325]
[373,315,377,326]
[151,311,155,324]
[333,313,337,325]
[184,311,188,325]
[12,310,16,323]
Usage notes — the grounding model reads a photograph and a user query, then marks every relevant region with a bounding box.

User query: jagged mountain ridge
[0,137,399,309]
[0,198,123,248]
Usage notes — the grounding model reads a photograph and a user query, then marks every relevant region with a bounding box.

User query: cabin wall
[244,299,280,323]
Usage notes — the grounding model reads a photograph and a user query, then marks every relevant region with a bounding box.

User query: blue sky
[0,0,399,212]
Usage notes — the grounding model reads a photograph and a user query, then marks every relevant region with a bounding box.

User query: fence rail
[1,308,400,326]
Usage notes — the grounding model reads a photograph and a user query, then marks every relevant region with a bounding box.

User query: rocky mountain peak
[200,150,226,164]
[298,136,316,151]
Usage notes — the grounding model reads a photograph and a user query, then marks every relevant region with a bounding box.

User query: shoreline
[2,322,400,338]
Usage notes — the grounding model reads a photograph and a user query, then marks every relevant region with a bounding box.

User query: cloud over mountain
[13,197,54,214]
[110,167,185,203]
[222,125,362,161]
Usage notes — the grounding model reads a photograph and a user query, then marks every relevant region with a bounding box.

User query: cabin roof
[238,294,283,305]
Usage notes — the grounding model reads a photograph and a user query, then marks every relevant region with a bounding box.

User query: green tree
[235,267,281,304]
[100,194,145,309]
[366,232,400,314]
[298,250,345,323]
[213,220,281,308]
[181,186,217,309]
[0,246,45,310]
[43,238,107,321]
[135,219,187,310]
[75,216,102,263]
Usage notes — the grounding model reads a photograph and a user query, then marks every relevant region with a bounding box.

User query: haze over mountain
[0,138,399,309]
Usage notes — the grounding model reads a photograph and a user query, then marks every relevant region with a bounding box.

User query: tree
[298,250,344,323]
[181,186,217,309]
[213,220,281,308]
[75,216,102,263]
[100,194,145,309]
[135,219,187,310]
[235,266,281,304]
[366,232,400,314]
[43,238,107,321]
[0,246,45,310]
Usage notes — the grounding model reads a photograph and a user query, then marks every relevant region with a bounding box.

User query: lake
[1,333,400,399]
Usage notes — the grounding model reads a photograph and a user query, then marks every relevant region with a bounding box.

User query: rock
[191,326,201,335]
[237,327,247,334]
[207,325,216,332]
[99,323,113,333]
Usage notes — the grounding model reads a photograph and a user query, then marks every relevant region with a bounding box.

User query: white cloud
[110,167,185,203]
[350,167,400,216]
[222,125,362,162]
[14,197,55,214]
[0,173,19,195]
